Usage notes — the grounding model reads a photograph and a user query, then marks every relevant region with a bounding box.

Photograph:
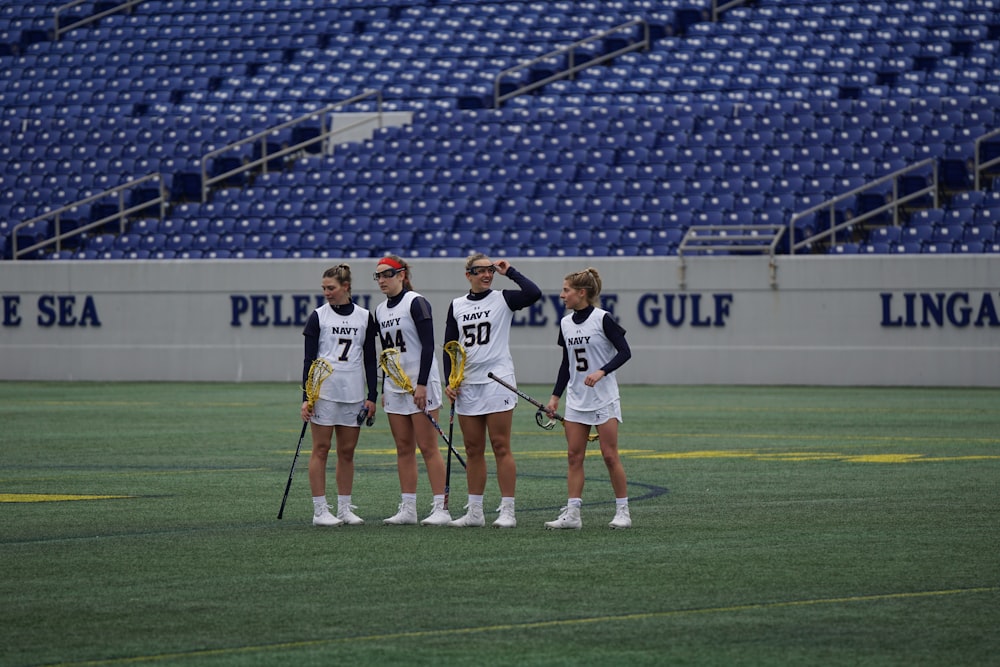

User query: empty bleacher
[1,0,999,260]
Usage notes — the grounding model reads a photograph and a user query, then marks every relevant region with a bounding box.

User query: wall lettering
[1,295,101,327]
[229,294,377,327]
[880,292,1000,328]
[637,293,734,327]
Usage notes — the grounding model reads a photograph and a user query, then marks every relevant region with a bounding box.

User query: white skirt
[382,384,442,415]
[455,375,518,416]
[563,399,622,427]
[310,398,365,427]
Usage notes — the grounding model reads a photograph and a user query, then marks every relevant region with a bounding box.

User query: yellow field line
[635,450,1000,463]
[296,448,1000,464]
[47,586,998,666]
[0,493,134,503]
[623,404,997,416]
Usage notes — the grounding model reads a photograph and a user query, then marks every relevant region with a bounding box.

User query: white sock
[468,494,484,508]
[433,494,445,508]
[402,493,417,504]
[338,495,352,508]
[616,497,629,507]
[312,496,327,513]
[499,496,515,509]
[568,497,582,509]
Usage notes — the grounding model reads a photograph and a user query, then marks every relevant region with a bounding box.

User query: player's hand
[546,396,560,418]
[495,259,510,275]
[413,384,428,411]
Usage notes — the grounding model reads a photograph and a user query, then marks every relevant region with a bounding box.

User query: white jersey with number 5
[560,307,620,412]
[450,290,515,384]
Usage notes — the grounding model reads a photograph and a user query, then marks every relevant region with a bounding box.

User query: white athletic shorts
[455,376,518,416]
[383,385,442,415]
[563,399,622,427]
[310,398,365,427]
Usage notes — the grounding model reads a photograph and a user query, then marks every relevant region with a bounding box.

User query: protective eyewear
[373,268,403,280]
[467,265,497,276]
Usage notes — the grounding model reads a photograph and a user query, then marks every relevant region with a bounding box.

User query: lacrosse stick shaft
[444,401,455,510]
[278,358,332,519]
[425,409,466,468]
[277,421,308,519]
[442,340,466,510]
[381,349,466,468]
[487,372,564,422]
[488,372,600,442]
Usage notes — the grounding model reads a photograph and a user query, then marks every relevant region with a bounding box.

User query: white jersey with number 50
[450,290,515,384]
[560,307,620,412]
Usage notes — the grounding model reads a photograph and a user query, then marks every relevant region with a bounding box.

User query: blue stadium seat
[954,241,986,253]
[892,241,923,254]
[868,226,902,244]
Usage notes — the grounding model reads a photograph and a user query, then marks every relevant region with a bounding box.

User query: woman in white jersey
[443,253,542,528]
[300,264,379,527]
[544,267,633,530]
[374,255,452,526]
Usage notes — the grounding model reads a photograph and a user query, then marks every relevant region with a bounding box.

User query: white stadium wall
[1,255,998,386]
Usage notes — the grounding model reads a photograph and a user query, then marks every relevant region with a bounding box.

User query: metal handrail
[493,19,649,108]
[11,173,167,260]
[679,224,786,255]
[677,223,786,288]
[789,158,939,254]
[974,127,1000,191]
[54,0,146,40]
[200,89,383,202]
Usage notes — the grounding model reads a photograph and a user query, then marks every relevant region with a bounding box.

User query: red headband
[378,257,404,270]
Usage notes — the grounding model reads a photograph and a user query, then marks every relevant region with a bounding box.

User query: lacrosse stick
[379,348,466,468]
[487,372,599,442]
[443,340,467,511]
[277,358,333,519]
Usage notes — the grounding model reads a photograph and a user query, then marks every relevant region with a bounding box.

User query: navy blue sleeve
[600,313,632,375]
[551,330,570,398]
[501,267,542,311]
[410,295,436,387]
[364,312,379,403]
[301,310,320,402]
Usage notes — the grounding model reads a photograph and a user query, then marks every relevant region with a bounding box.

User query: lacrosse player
[443,254,542,528]
[374,255,452,526]
[544,267,633,530]
[301,264,378,527]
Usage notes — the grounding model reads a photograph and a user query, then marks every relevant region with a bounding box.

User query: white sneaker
[492,503,517,529]
[383,501,418,525]
[544,505,582,530]
[312,505,343,527]
[420,500,452,526]
[609,505,631,529]
[337,504,365,526]
[448,504,485,527]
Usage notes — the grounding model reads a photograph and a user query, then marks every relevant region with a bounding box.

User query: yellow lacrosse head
[304,358,333,410]
[379,348,414,394]
[443,340,466,390]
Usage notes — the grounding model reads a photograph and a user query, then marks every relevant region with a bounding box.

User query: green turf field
[2,382,998,666]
